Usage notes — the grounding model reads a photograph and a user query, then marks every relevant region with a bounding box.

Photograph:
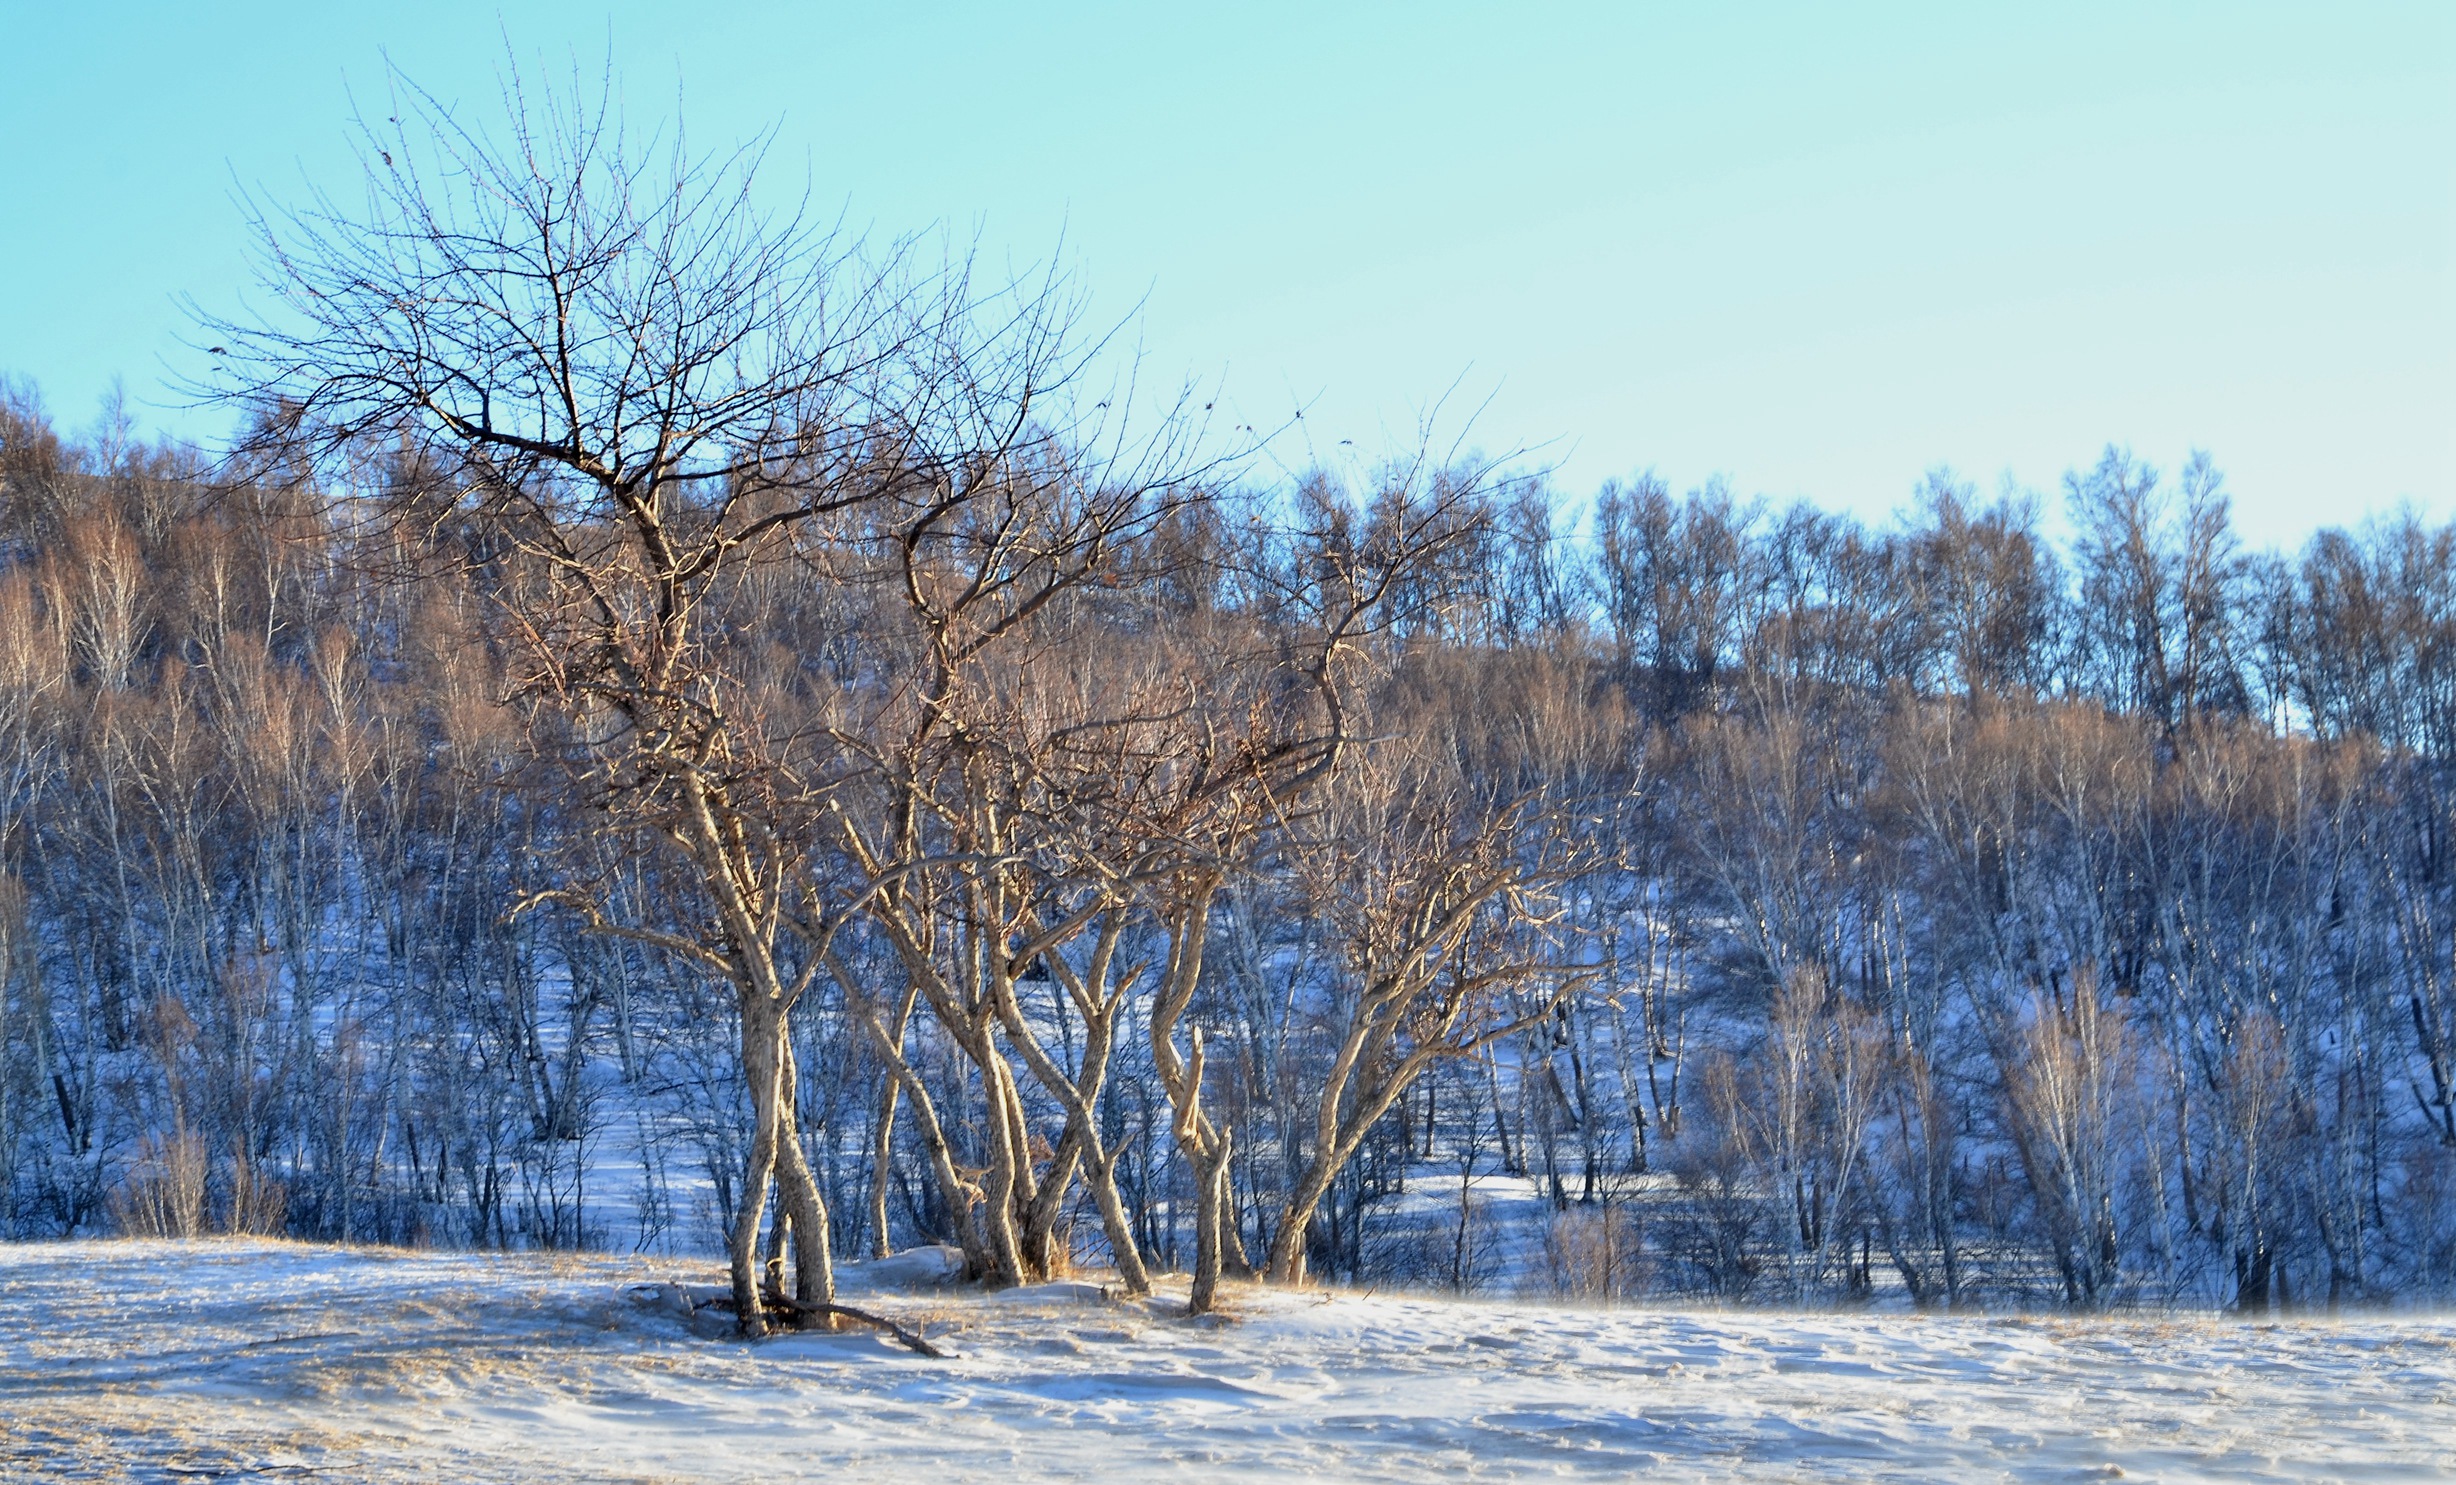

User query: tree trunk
[988,949,1150,1295]
[868,982,918,1259]
[975,1043,1033,1287]
[729,996,785,1338]
[869,1070,901,1260]
[847,979,990,1275]
[1267,1160,1340,1285]
[1187,1131,1233,1313]
[772,1030,836,1319]
[1086,1144,1151,1293]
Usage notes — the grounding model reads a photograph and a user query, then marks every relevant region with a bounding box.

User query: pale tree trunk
[868,982,919,1258]
[851,987,990,1273]
[1084,1143,1150,1292]
[729,995,785,1337]
[1148,881,1242,1313]
[974,1038,1035,1287]
[730,1008,835,1332]
[680,772,838,1336]
[990,918,1151,1293]
[1267,1158,1341,1285]
[1020,1117,1084,1278]
[1267,1012,1471,1284]
[869,1072,901,1260]
[859,888,1049,1287]
[1267,999,1386,1286]
[772,1031,835,1317]
[1187,1125,1235,1313]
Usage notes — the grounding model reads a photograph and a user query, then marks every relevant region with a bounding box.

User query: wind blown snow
[4,1240,2451,1481]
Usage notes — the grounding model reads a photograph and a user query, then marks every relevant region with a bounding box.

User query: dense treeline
[5,376,2451,1313]
[3,73,2452,1321]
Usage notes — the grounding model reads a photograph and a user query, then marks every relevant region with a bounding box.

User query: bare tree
[198,57,1155,1332]
[1259,721,1594,1284]
[2001,970,2135,1307]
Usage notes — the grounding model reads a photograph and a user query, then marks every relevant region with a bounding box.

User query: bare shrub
[222,1155,288,1237]
[1531,1203,1649,1304]
[109,1132,207,1238]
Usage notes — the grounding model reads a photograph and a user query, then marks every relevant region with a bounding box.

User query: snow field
[2,1239,2451,1481]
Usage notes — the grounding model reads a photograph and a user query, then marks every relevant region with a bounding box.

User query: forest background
[4,331,2453,1317]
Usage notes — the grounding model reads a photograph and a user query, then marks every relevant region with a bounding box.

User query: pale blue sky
[1,2,2448,545]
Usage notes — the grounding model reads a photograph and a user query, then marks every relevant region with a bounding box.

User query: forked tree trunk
[1149,883,1242,1314]
[869,1071,900,1260]
[990,939,1150,1294]
[866,920,1048,1286]
[868,983,919,1259]
[1269,1030,1456,1284]
[680,772,839,1335]
[858,1006,990,1273]
[729,996,786,1337]
[731,1011,836,1335]
[1018,1110,1082,1279]
[772,1032,835,1318]
[975,1044,1033,1287]
[1267,1162,1339,1286]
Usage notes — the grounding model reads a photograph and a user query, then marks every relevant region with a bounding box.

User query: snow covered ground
[3,1240,2452,1482]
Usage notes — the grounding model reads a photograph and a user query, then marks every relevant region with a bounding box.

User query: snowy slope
[3,1239,2451,1481]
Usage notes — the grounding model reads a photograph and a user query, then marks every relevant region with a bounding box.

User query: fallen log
[628,1277,952,1359]
[763,1293,952,1358]
[699,1287,951,1358]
